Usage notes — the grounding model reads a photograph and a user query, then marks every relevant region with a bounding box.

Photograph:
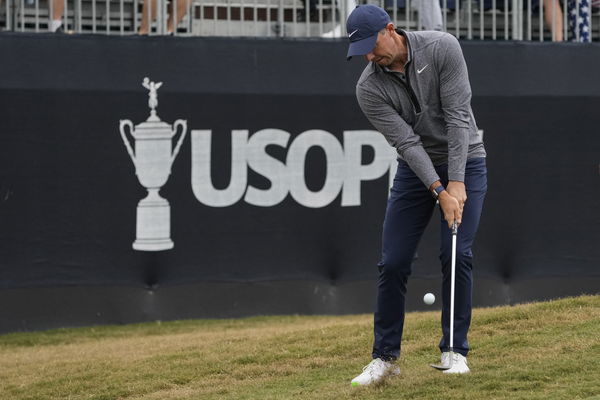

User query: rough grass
[0,295,599,400]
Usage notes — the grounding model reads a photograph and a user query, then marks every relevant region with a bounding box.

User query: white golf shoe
[351,358,400,386]
[441,352,470,374]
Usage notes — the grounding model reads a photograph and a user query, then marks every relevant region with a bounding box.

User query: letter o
[287,130,345,208]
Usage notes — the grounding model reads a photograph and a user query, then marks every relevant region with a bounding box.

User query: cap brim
[346,34,378,60]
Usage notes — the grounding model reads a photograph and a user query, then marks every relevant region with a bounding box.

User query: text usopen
[191,129,399,208]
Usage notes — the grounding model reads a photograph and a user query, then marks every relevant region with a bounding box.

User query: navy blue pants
[372,158,487,360]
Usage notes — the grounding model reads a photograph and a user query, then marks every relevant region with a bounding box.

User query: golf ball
[423,293,435,305]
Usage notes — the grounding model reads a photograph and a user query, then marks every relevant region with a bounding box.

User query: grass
[0,295,599,400]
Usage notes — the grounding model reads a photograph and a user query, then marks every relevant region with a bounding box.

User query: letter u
[191,130,248,207]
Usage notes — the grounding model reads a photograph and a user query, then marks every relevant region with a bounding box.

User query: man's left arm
[438,33,473,208]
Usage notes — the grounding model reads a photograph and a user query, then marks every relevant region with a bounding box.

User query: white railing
[1,0,598,41]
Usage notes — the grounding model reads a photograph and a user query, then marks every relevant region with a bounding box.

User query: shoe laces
[452,353,467,364]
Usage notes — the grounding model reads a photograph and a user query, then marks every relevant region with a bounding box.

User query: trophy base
[133,238,174,251]
[133,189,174,252]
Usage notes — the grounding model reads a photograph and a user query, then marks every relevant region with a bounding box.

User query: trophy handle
[171,119,188,164]
[119,120,137,166]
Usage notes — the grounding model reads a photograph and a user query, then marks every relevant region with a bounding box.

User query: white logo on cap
[349,29,359,38]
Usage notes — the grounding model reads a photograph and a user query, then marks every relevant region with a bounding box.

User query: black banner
[0,33,599,332]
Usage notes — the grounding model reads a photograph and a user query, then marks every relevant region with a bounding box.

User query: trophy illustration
[119,77,187,251]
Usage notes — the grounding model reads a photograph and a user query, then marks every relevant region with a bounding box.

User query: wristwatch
[431,185,445,200]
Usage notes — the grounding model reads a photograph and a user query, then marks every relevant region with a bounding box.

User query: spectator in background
[567,0,591,41]
[475,0,564,41]
[322,0,357,37]
[322,0,443,38]
[48,0,65,32]
[420,0,444,31]
[543,0,564,41]
[139,0,190,35]
[385,0,443,31]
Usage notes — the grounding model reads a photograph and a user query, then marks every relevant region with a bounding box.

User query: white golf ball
[423,293,435,305]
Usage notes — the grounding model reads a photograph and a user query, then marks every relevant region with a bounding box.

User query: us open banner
[119,79,398,250]
[0,34,598,332]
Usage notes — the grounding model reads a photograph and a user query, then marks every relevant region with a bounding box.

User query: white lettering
[245,129,291,207]
[342,130,398,206]
[191,129,396,208]
[287,130,345,208]
[191,130,248,207]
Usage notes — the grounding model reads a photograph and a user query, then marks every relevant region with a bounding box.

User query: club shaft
[450,225,457,352]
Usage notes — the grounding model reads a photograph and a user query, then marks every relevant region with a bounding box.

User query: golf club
[431,220,458,371]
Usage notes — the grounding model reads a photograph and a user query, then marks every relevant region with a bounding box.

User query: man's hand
[446,181,467,211]
[438,191,462,228]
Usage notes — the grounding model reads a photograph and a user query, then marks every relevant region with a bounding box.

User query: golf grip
[450,221,457,356]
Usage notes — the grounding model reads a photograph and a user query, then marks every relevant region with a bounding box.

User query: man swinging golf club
[346,5,487,385]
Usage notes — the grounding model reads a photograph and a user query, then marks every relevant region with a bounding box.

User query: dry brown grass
[0,295,599,400]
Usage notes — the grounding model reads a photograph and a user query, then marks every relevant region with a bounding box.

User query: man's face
[364,27,396,67]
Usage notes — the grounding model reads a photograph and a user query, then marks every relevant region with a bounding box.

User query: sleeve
[356,82,440,189]
[439,33,472,182]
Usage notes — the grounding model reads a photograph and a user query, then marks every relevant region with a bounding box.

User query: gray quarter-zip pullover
[355,30,486,188]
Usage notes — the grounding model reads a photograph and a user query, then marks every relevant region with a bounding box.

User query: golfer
[346,5,487,385]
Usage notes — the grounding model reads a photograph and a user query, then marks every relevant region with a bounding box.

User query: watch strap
[432,185,445,199]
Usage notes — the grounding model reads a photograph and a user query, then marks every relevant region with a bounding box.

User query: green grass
[0,295,599,400]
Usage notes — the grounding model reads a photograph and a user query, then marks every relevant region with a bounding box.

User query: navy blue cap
[346,5,391,60]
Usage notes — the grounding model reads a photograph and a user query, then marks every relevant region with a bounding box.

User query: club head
[430,362,451,370]
[430,351,454,371]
